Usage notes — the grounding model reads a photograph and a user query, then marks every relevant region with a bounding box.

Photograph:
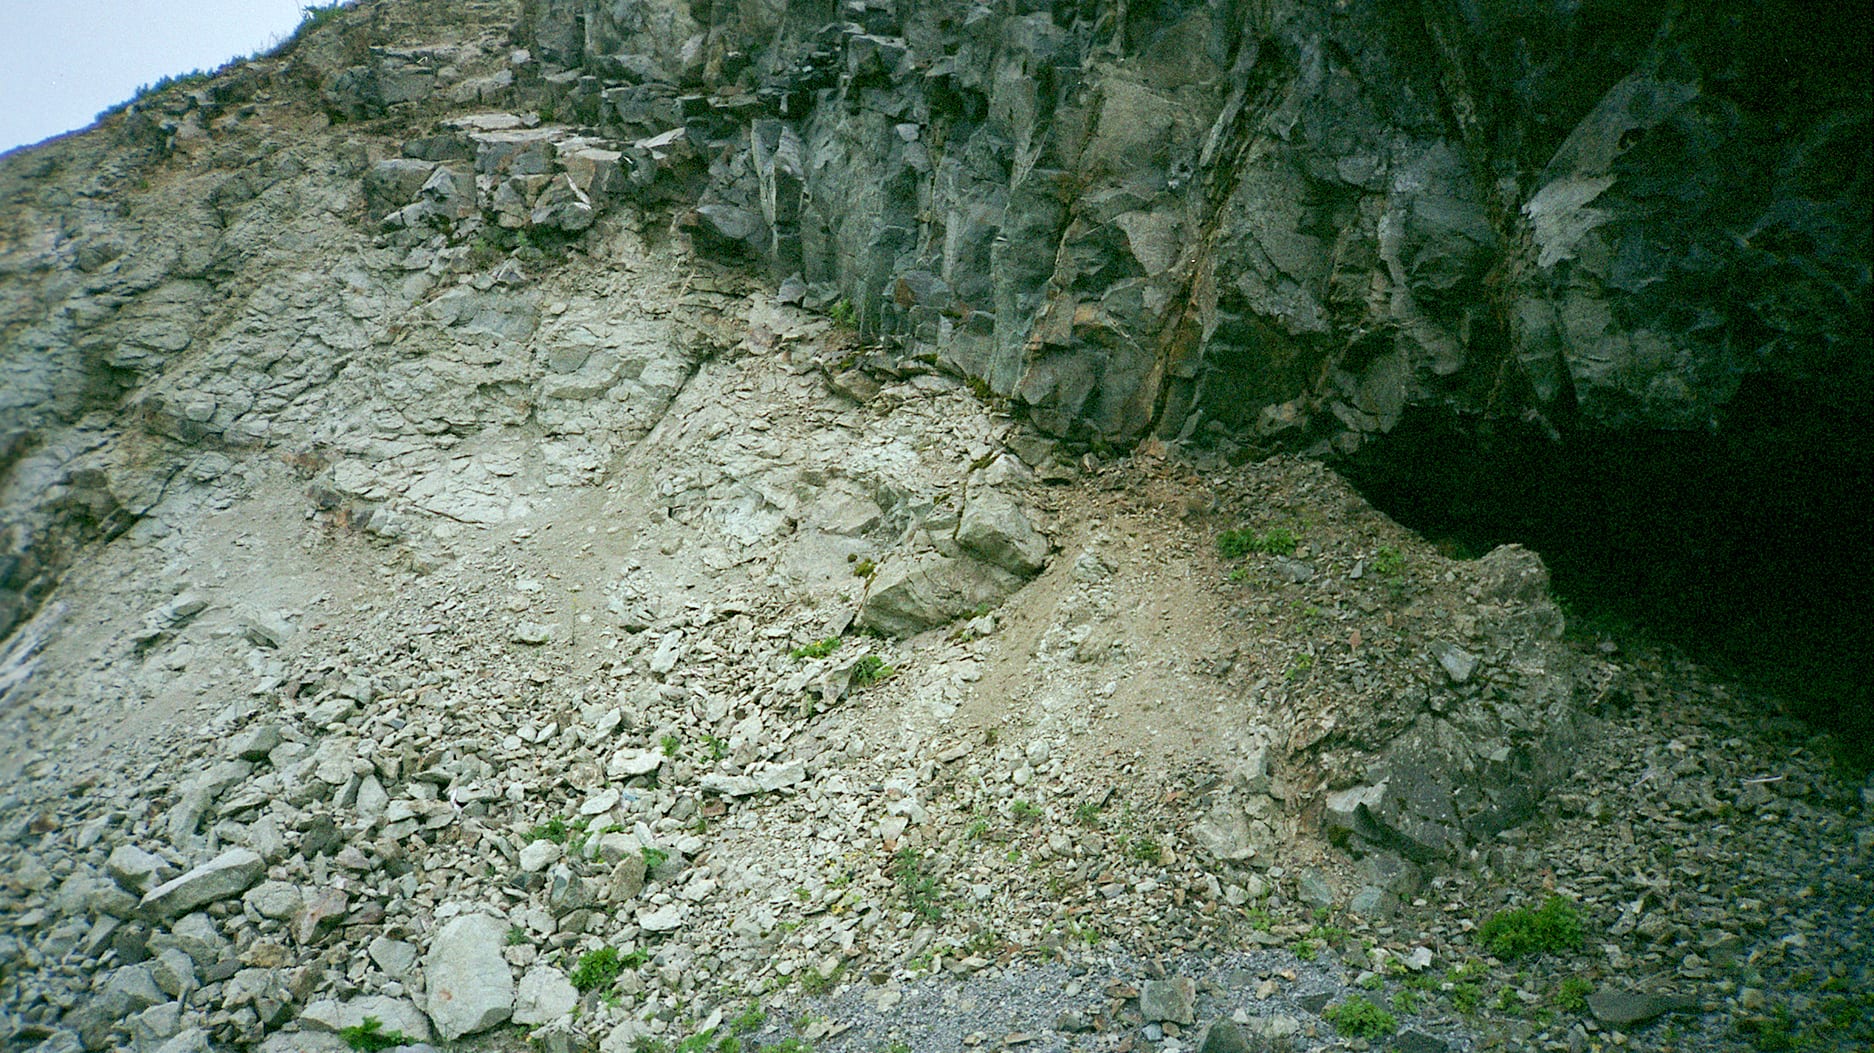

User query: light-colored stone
[423,912,514,1039]
[957,489,1049,575]
[139,848,264,919]
[300,995,434,1042]
[513,965,580,1025]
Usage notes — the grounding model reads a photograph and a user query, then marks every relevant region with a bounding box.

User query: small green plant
[729,1008,766,1035]
[852,558,876,579]
[1293,938,1319,961]
[964,818,990,841]
[758,1040,812,1053]
[799,962,842,994]
[1010,799,1042,821]
[570,946,624,992]
[1556,976,1593,1013]
[528,816,573,844]
[641,845,671,871]
[791,637,842,660]
[1129,836,1164,864]
[1286,654,1315,682]
[661,733,683,757]
[620,947,652,968]
[889,847,944,922]
[1323,996,1398,1039]
[829,298,855,326]
[339,1018,413,1053]
[851,655,894,686]
[1447,962,1486,1015]
[1074,800,1103,826]
[1391,988,1421,1014]
[1479,895,1584,958]
[1358,972,1384,990]
[507,924,528,946]
[1372,546,1405,577]
[1218,526,1298,559]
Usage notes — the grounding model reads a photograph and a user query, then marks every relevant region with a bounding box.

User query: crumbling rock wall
[517,0,1870,453]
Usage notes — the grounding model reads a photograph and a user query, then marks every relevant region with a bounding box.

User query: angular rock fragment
[423,912,514,1039]
[859,553,1021,637]
[957,489,1049,575]
[139,848,263,919]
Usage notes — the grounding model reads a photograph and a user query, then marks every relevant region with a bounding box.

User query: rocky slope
[0,2,1869,1052]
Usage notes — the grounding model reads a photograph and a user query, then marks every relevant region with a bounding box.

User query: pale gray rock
[150,1030,211,1053]
[107,845,170,895]
[1434,642,1479,684]
[300,995,434,1042]
[422,912,514,1039]
[1139,976,1196,1025]
[519,840,561,873]
[139,848,263,919]
[607,748,663,778]
[956,489,1048,576]
[858,553,1021,637]
[228,724,281,761]
[242,881,303,921]
[368,935,419,978]
[148,947,197,998]
[513,965,579,1026]
[147,913,228,969]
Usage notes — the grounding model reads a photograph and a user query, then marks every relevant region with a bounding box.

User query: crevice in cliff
[1337,383,1874,765]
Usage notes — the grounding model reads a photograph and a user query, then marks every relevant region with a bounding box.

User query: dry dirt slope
[0,1,1868,1051]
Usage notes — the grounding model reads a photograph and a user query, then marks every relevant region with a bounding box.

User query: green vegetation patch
[851,655,894,686]
[1479,895,1584,958]
[570,946,624,992]
[339,1018,413,1053]
[791,637,842,660]
[1323,995,1398,1039]
[889,847,943,922]
[1218,526,1298,559]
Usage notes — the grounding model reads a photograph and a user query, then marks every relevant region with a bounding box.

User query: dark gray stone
[1587,987,1698,1028]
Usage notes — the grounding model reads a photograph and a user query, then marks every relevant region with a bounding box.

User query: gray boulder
[956,489,1049,576]
[423,913,514,1039]
[858,553,1021,637]
[139,848,263,920]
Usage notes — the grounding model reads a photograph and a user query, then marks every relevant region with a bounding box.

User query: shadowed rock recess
[0,0,1868,1051]
[511,0,1871,742]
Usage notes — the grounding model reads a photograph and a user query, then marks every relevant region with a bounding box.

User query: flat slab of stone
[299,995,433,1042]
[513,965,579,1026]
[139,848,263,919]
[1588,987,1697,1028]
[1140,976,1196,1025]
[423,912,514,1039]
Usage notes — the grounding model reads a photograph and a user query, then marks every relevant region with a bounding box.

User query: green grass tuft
[570,946,624,992]
[1323,995,1398,1039]
[339,1018,412,1053]
[1218,526,1298,559]
[1479,895,1584,958]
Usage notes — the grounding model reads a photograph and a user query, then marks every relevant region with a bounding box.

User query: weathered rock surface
[422,912,514,1039]
[138,848,264,920]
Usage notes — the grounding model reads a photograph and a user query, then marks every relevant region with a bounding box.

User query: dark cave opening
[1338,376,1874,766]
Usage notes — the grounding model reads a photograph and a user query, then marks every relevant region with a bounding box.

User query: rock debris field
[0,1,1868,1052]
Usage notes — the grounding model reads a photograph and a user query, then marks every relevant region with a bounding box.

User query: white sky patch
[0,0,316,155]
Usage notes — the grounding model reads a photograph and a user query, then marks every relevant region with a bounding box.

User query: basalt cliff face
[517,0,1869,446]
